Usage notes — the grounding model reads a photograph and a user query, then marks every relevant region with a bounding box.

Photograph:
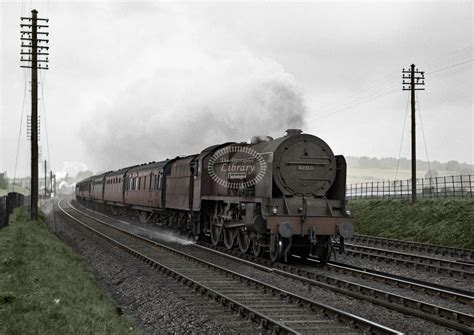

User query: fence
[346,175,473,200]
[0,192,30,228]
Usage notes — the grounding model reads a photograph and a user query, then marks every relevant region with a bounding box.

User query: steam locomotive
[76,129,354,263]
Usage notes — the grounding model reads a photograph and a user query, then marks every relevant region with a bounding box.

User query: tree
[359,156,371,169]
[460,167,473,175]
[446,160,461,172]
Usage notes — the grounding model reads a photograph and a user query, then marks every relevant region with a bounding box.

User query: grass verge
[0,207,135,334]
[349,198,474,249]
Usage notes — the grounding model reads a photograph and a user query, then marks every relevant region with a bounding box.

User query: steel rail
[339,244,474,279]
[58,200,296,334]
[61,200,400,335]
[73,200,474,303]
[69,200,474,332]
[350,234,474,260]
[198,241,473,305]
[196,242,474,333]
[325,261,474,300]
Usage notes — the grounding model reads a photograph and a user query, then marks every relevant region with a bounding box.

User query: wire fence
[346,175,474,200]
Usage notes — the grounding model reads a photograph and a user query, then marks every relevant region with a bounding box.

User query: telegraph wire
[427,59,473,75]
[308,47,472,121]
[39,70,51,171]
[12,69,30,192]
[416,95,432,178]
[395,94,410,180]
[308,83,400,121]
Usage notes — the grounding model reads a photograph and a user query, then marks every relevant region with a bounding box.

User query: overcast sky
[1,1,472,178]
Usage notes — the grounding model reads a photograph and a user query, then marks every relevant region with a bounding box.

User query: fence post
[461,175,464,197]
[452,175,455,197]
[470,175,472,197]
[407,179,410,200]
[436,177,439,198]
[430,177,433,198]
[444,176,447,198]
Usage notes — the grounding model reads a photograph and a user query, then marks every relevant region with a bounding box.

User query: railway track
[349,234,474,261]
[197,243,474,333]
[323,260,474,301]
[68,200,474,334]
[201,242,474,303]
[59,200,399,334]
[338,243,474,279]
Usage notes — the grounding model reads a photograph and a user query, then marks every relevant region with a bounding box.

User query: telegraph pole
[20,10,49,219]
[50,171,53,198]
[402,64,425,204]
[44,160,47,199]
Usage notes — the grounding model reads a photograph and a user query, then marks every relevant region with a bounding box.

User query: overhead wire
[394,93,410,180]
[39,70,51,172]
[12,69,30,192]
[415,93,432,178]
[307,47,472,121]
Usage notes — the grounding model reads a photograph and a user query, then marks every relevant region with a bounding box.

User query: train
[75,129,354,264]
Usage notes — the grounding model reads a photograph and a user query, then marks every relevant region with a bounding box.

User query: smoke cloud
[80,5,306,171]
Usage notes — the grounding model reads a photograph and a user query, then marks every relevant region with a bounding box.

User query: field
[346,168,457,184]
[0,207,135,334]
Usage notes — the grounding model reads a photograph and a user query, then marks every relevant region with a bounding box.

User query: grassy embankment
[349,198,474,249]
[0,207,135,334]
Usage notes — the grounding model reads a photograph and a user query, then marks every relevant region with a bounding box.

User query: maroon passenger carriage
[76,129,354,264]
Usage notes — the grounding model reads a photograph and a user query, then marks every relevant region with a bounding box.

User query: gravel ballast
[69,199,471,334]
[46,199,259,334]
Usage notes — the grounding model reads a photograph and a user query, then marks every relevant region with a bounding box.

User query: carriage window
[158,174,163,190]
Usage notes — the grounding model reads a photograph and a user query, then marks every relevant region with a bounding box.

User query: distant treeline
[347,156,473,176]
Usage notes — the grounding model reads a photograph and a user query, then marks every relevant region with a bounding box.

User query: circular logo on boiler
[208,146,267,189]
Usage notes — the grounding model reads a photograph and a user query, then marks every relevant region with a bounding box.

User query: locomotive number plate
[297,165,314,171]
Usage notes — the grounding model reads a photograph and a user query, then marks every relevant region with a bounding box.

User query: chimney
[285,129,302,136]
